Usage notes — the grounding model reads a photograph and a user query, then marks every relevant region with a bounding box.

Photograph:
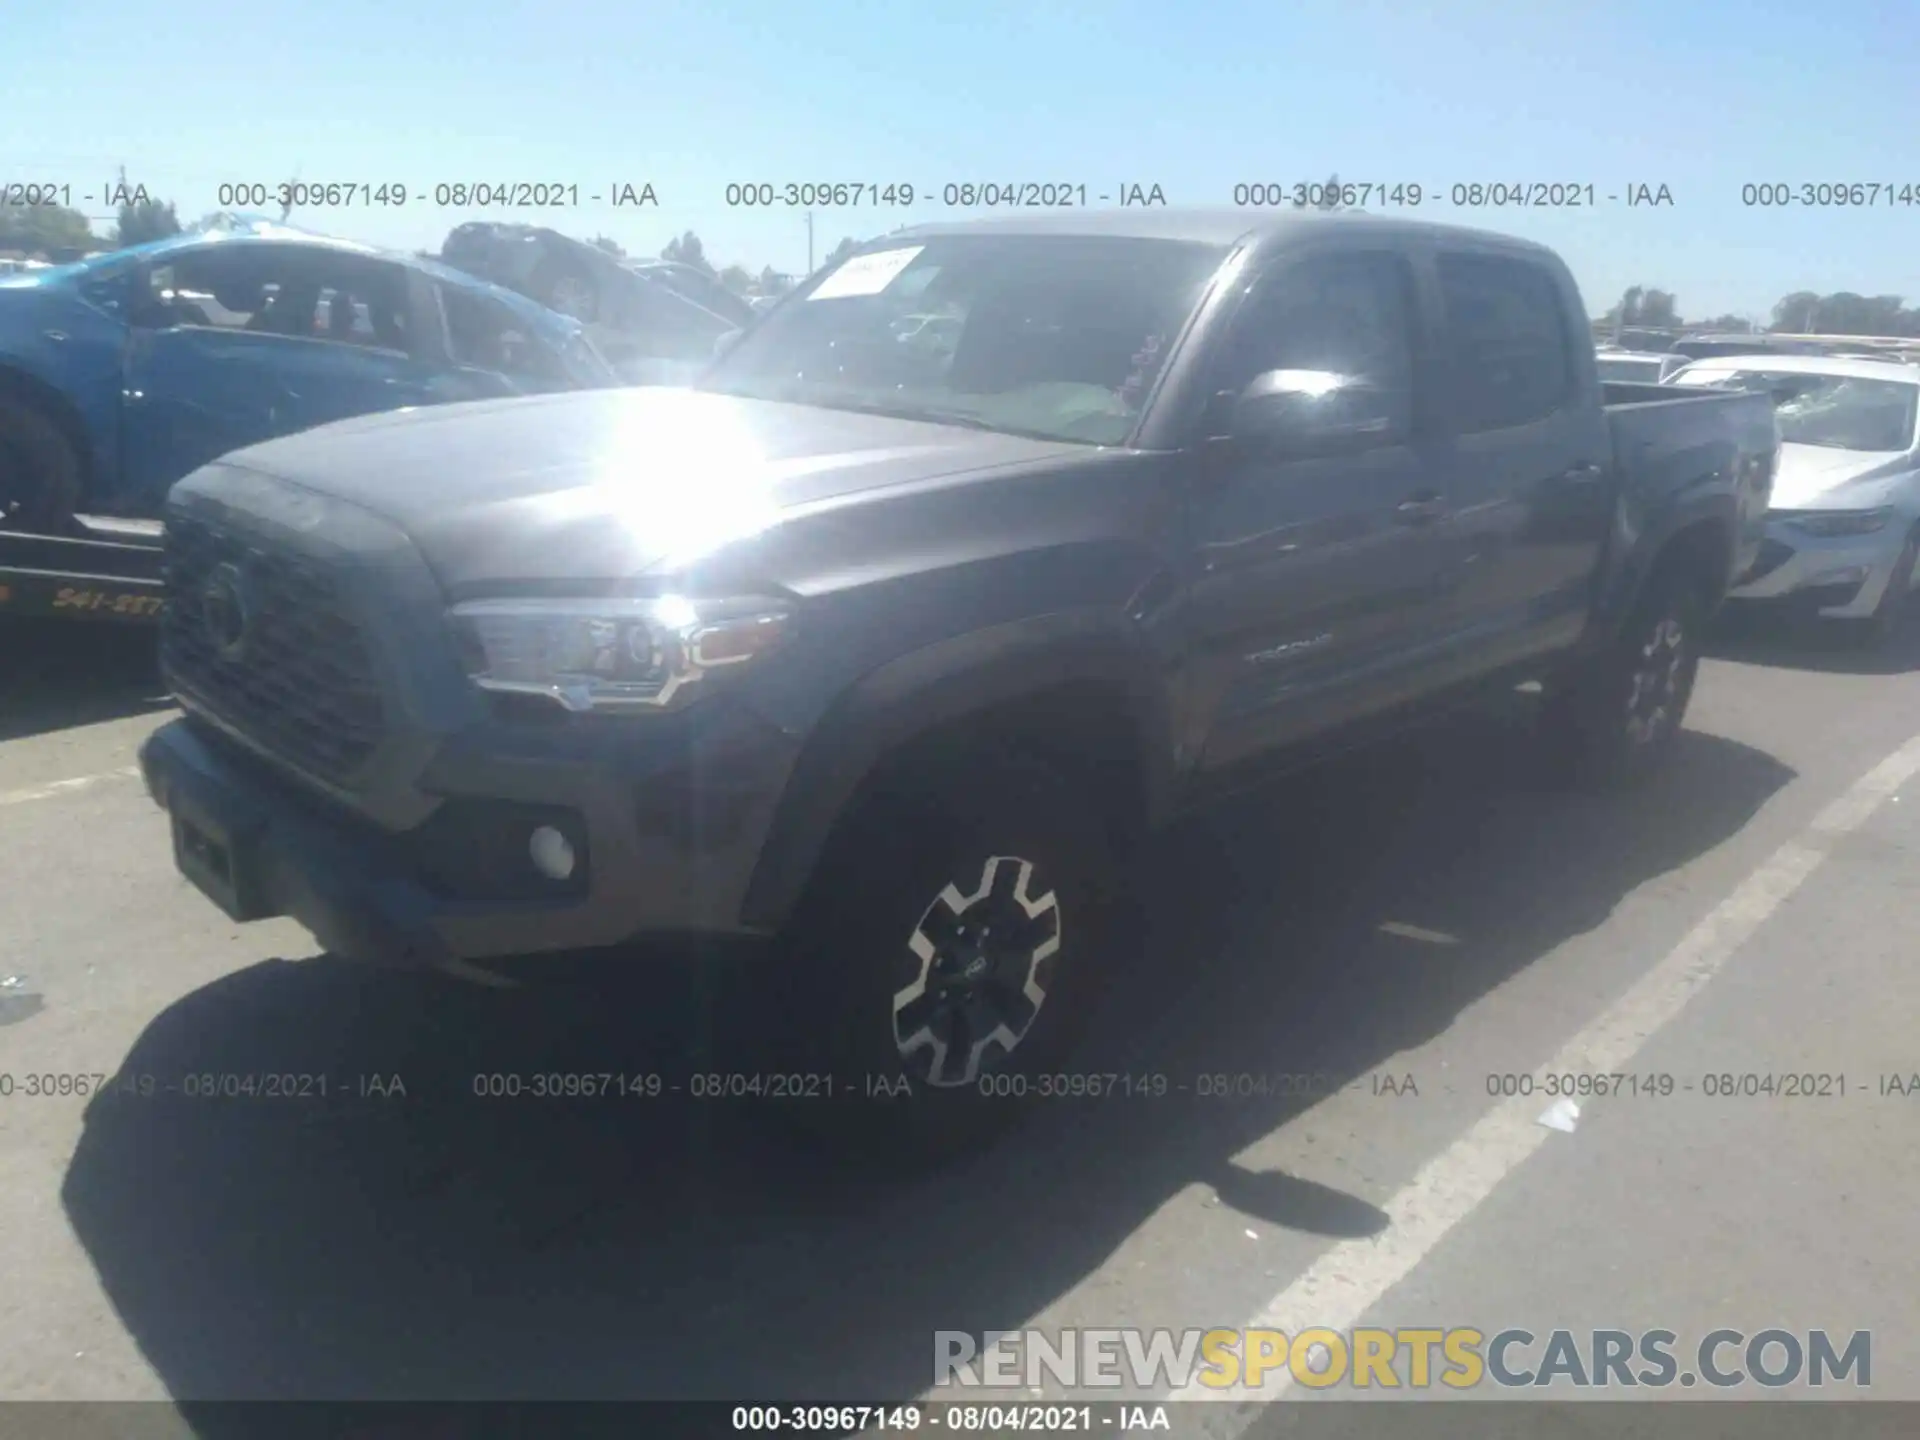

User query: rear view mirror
[1232,369,1397,453]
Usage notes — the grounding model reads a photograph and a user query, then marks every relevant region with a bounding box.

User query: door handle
[1394,492,1447,524]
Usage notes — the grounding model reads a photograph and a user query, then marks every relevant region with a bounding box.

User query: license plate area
[169,787,275,922]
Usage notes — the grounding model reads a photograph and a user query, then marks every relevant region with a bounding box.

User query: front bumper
[141,702,800,971]
[1726,516,1910,619]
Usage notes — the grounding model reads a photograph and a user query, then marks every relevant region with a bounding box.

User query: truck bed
[1601,381,1779,586]
[0,517,165,624]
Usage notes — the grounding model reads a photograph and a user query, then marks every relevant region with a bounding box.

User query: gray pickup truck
[139,211,1779,1163]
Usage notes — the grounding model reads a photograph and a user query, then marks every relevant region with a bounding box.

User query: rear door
[1427,248,1614,671]
[119,243,444,500]
[1186,245,1464,775]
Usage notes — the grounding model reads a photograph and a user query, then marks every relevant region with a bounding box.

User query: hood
[209,386,1089,589]
[1769,443,1918,511]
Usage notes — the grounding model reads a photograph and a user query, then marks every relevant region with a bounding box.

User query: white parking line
[1185,731,1920,1410]
[0,767,141,809]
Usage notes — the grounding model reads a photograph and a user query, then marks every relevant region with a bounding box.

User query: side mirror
[1231,369,1398,453]
[713,328,744,361]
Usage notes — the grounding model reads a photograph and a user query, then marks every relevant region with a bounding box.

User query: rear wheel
[0,397,82,533]
[1541,564,1706,788]
[759,747,1120,1171]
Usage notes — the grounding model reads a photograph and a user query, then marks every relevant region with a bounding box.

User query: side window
[1217,252,1418,436]
[312,271,411,351]
[440,285,568,386]
[134,247,410,350]
[136,249,272,331]
[1435,253,1573,431]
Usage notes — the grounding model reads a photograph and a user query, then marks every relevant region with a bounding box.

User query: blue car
[0,220,619,529]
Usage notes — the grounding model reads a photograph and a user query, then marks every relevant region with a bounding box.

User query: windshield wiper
[753,395,998,430]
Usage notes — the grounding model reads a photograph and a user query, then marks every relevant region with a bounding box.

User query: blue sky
[6,0,1916,321]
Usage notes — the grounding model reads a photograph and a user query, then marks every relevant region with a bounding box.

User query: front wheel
[1541,567,1706,788]
[0,398,82,533]
[761,748,1121,1170]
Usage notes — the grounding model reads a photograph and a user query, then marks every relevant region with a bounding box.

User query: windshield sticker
[808,246,925,301]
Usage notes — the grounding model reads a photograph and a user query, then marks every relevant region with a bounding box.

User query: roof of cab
[888,206,1561,257]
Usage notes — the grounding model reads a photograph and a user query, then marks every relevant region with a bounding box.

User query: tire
[0,397,82,533]
[529,260,599,323]
[1540,564,1706,788]
[1860,528,1919,647]
[756,746,1121,1171]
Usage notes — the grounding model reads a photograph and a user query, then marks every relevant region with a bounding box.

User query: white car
[1666,355,1920,638]
[1596,349,1689,383]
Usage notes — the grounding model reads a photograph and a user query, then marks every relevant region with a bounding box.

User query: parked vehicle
[1670,333,1828,361]
[138,211,1777,1164]
[1595,349,1689,383]
[438,224,744,365]
[624,258,758,330]
[1667,354,1920,639]
[0,221,619,530]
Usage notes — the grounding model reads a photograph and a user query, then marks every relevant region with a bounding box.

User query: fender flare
[738,611,1178,933]
[1594,488,1738,638]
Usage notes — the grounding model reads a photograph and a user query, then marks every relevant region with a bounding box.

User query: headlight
[448,594,792,713]
[1780,506,1894,538]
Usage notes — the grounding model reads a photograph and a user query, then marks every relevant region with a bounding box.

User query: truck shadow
[1706,600,1920,676]
[0,617,174,741]
[60,697,1793,1414]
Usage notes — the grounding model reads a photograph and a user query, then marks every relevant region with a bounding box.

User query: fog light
[1806,565,1868,588]
[528,825,576,880]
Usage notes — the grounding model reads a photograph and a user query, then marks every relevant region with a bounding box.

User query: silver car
[1596,350,1689,383]
[1666,355,1920,637]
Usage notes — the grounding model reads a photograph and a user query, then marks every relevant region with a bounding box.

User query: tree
[823,236,860,269]
[1768,291,1920,336]
[0,201,95,256]
[591,235,625,257]
[110,169,181,247]
[1604,285,1680,329]
[717,263,753,294]
[1634,289,1679,328]
[661,230,714,275]
[758,265,792,297]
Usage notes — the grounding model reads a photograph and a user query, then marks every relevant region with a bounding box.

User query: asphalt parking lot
[1,607,1916,1415]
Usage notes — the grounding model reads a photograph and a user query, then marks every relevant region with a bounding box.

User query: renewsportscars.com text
[935,1327,1872,1391]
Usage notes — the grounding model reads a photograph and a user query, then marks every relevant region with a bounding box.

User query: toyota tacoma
[139,211,1780,1161]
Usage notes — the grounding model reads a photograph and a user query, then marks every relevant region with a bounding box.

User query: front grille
[161,511,387,783]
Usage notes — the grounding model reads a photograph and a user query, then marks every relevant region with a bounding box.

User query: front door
[1186,248,1464,776]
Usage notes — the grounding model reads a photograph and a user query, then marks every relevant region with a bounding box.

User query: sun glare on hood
[579,395,787,570]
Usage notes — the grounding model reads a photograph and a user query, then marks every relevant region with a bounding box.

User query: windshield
[1670,367,1920,451]
[700,234,1229,445]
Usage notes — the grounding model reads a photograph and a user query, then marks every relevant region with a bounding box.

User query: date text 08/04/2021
[7,1070,1919,1103]
[728,1403,1170,1432]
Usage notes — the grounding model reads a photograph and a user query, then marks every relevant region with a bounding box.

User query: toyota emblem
[200,562,252,661]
